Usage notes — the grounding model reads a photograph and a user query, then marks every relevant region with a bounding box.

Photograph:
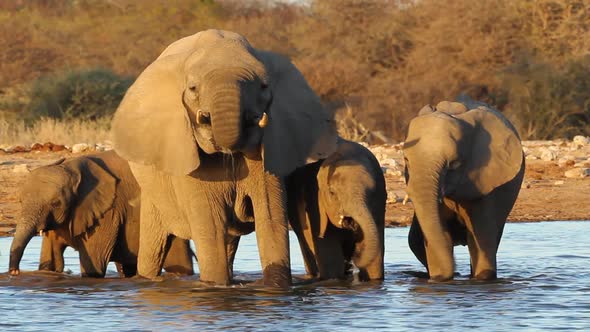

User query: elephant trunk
[408,163,454,281]
[205,71,243,151]
[9,220,38,275]
[350,206,381,269]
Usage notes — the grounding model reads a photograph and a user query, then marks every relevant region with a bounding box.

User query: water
[0,221,588,331]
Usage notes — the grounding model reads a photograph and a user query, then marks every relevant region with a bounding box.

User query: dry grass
[0,117,111,147]
[1,0,589,142]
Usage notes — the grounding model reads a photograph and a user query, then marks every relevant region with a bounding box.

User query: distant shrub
[500,56,590,139]
[24,68,133,123]
[2,0,590,141]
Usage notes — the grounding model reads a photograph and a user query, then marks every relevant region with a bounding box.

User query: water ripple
[0,222,588,331]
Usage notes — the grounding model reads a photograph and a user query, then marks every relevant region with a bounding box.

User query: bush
[500,56,590,139]
[2,0,590,141]
[24,68,133,122]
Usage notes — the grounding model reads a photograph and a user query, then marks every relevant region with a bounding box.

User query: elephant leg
[251,172,292,287]
[296,233,320,279]
[408,215,428,269]
[137,202,169,279]
[114,262,137,277]
[226,235,240,280]
[78,246,110,278]
[114,262,124,277]
[39,232,65,272]
[288,195,320,279]
[38,234,54,271]
[226,219,255,280]
[77,226,117,277]
[192,222,231,285]
[464,171,522,281]
[463,202,500,280]
[121,264,138,277]
[314,231,347,280]
[162,236,194,276]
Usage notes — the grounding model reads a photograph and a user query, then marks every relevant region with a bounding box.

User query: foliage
[500,56,590,139]
[1,0,589,141]
[24,68,133,122]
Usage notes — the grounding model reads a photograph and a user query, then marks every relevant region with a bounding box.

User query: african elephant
[111,29,337,286]
[403,101,524,281]
[8,151,194,277]
[287,139,386,281]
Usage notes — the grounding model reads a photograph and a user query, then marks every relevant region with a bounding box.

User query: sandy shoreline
[1,139,589,236]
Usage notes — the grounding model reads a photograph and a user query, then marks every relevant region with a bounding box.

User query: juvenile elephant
[403,101,524,281]
[8,151,194,277]
[111,29,337,286]
[287,139,386,281]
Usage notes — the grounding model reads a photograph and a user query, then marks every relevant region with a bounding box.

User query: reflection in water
[0,222,589,331]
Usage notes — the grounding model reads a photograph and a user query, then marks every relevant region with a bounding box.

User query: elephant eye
[449,160,461,170]
[51,199,61,208]
[260,82,269,89]
[188,85,197,92]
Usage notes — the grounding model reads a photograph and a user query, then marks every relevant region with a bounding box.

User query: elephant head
[112,29,338,177]
[9,158,116,275]
[402,102,523,280]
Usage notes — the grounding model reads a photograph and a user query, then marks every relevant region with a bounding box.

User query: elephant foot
[132,274,165,282]
[262,263,292,288]
[428,274,454,282]
[81,272,106,278]
[9,268,20,276]
[473,269,497,281]
[163,266,194,276]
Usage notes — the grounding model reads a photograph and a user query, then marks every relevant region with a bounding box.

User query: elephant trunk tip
[349,213,381,270]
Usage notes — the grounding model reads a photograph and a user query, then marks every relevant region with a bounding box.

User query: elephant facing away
[403,101,524,281]
[111,29,337,286]
[288,139,386,281]
[8,151,194,277]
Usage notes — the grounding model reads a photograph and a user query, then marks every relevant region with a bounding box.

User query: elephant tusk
[196,110,204,124]
[402,194,410,205]
[196,110,210,125]
[258,112,268,128]
[39,230,44,237]
[339,215,345,227]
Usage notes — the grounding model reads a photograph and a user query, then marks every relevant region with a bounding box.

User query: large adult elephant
[403,101,524,281]
[8,151,194,277]
[111,29,337,287]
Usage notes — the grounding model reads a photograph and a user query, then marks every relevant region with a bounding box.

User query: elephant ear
[316,162,335,239]
[111,53,200,176]
[256,50,338,177]
[66,159,117,238]
[456,107,523,198]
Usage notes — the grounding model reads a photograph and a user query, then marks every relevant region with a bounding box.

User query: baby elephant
[9,151,194,277]
[288,139,386,281]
